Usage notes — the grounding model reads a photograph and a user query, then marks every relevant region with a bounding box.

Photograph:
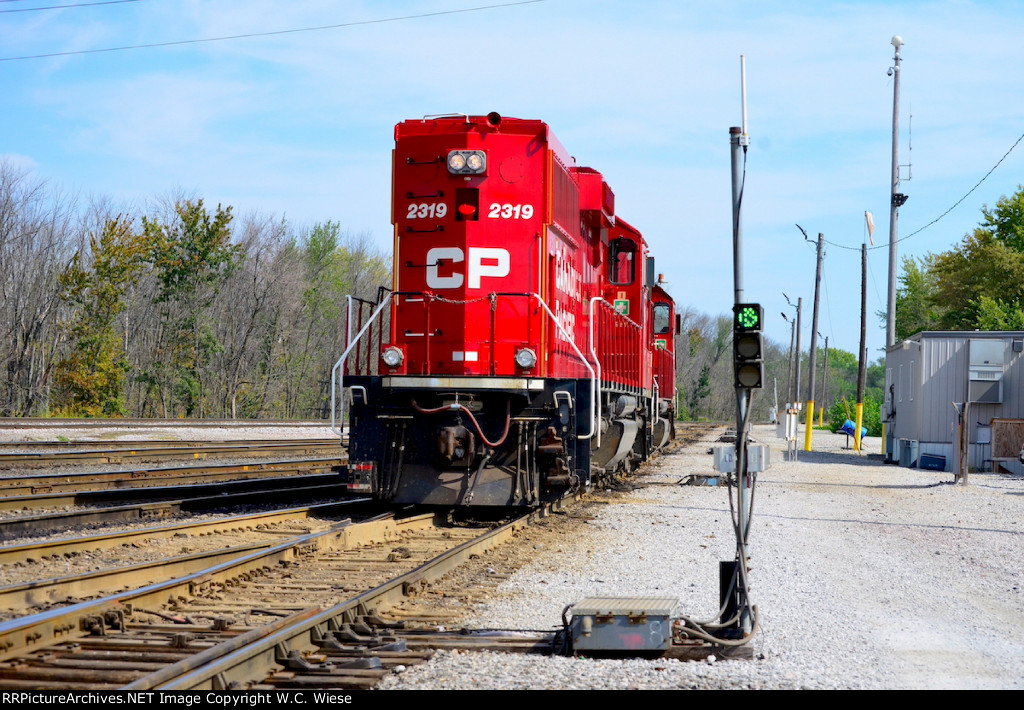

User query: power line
[0,0,545,61]
[0,1,140,13]
[824,128,1024,252]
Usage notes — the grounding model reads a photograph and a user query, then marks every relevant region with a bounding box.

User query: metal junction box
[569,596,677,652]
[713,444,770,473]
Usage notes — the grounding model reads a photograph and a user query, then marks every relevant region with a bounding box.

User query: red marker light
[458,204,476,217]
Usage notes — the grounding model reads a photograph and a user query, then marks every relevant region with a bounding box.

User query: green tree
[932,231,1024,330]
[826,394,882,437]
[142,200,239,417]
[974,294,1024,330]
[53,215,150,416]
[979,186,1024,250]
[893,255,941,340]
[891,185,1024,336]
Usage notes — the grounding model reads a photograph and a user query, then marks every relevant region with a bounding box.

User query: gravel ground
[2,421,1020,689]
[378,424,1024,690]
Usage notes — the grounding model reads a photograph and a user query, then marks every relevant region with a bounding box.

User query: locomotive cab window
[653,302,671,335]
[609,238,636,285]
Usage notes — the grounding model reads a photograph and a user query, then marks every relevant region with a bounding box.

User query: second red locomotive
[334,113,677,507]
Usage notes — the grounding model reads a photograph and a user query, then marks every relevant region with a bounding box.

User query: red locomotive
[333,113,677,506]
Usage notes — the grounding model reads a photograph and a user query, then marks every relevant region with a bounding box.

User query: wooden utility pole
[855,244,868,451]
[787,296,803,405]
[800,229,825,451]
[954,401,970,485]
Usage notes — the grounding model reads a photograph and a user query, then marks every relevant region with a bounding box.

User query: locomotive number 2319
[488,203,534,219]
[406,202,448,219]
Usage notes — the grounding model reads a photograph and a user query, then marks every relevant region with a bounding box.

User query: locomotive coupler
[538,426,564,455]
[438,425,476,467]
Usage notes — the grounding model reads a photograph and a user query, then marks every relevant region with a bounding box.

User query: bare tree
[0,163,78,415]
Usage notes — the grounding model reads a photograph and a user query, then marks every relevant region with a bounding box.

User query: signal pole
[728,55,754,638]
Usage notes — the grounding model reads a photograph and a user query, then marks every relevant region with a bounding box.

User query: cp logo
[425,247,510,289]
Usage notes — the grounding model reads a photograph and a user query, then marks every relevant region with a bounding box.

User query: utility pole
[856,244,868,451]
[782,312,795,404]
[783,294,801,405]
[885,35,905,348]
[797,226,825,451]
[794,297,803,409]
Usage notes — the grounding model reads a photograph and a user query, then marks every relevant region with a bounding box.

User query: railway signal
[733,303,764,388]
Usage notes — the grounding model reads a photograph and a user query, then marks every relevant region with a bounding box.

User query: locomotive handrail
[589,297,647,447]
[332,290,597,442]
[330,293,394,436]
[421,112,470,122]
[652,376,660,428]
[589,297,605,448]
[528,293,597,441]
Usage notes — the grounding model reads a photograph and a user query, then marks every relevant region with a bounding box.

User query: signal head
[733,303,764,389]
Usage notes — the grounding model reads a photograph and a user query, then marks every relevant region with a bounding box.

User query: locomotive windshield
[653,302,671,335]
[609,238,636,285]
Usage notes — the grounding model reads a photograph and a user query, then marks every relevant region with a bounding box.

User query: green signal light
[734,303,762,331]
[737,307,760,329]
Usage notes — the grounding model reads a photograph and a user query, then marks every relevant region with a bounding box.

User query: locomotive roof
[394,113,573,174]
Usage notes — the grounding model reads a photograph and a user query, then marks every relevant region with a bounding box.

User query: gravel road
[379,424,1024,690]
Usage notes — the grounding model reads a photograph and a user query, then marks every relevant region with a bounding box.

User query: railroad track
[0,458,344,502]
[0,501,371,618]
[0,506,556,689]
[0,440,344,468]
[0,472,357,538]
[0,421,723,689]
[0,419,334,429]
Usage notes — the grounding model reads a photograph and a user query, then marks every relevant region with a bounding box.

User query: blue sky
[4,0,1024,377]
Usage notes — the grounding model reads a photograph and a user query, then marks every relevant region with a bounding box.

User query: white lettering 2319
[407,202,448,219]
[487,203,534,219]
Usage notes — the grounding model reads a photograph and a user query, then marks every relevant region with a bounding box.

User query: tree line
[674,305,884,431]
[0,162,389,418]
[893,185,1024,338]
[2,158,885,424]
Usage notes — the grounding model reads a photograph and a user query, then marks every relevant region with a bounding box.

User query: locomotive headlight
[447,150,486,175]
[515,347,537,369]
[447,152,466,172]
[382,346,404,368]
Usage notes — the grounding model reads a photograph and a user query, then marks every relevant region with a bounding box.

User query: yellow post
[854,402,864,451]
[804,401,815,450]
[818,403,824,427]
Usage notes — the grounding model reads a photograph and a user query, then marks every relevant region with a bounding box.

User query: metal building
[884,331,1024,474]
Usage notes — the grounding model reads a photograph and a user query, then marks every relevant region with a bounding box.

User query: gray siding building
[884,331,1024,474]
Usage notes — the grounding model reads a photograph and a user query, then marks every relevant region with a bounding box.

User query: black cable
[0,0,546,61]
[825,129,1024,252]
[0,0,140,13]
